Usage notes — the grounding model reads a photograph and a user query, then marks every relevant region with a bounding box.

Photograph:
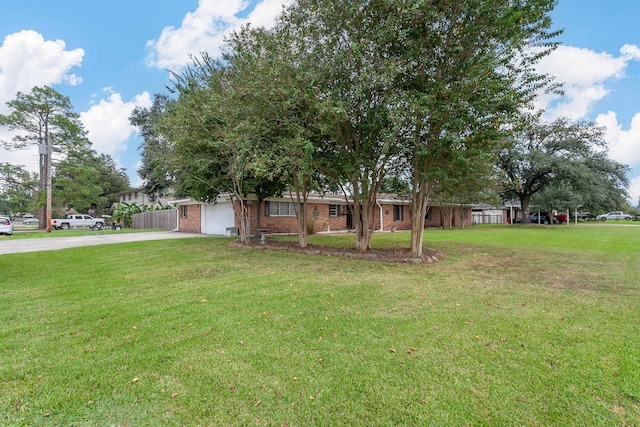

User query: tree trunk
[234,199,249,244]
[442,206,454,229]
[292,190,308,248]
[349,195,377,252]
[520,194,532,224]
[409,180,430,259]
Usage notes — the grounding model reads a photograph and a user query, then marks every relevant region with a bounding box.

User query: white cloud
[596,111,640,167]
[2,90,152,178]
[79,90,152,163]
[130,160,144,188]
[534,45,631,120]
[628,176,640,206]
[0,129,39,171]
[0,30,83,174]
[0,30,84,112]
[246,0,289,28]
[146,0,293,71]
[621,44,640,60]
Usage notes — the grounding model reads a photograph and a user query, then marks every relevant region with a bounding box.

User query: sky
[1,0,639,204]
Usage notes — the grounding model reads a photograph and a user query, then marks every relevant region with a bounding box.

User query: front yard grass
[1,225,639,426]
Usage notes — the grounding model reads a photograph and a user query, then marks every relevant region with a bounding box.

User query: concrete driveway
[0,231,208,256]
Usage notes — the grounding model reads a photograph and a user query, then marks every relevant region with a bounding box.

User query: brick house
[173,193,472,235]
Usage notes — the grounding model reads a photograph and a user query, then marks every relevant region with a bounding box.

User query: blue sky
[1,0,639,204]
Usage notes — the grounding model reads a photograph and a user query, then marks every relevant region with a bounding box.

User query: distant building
[116,187,176,208]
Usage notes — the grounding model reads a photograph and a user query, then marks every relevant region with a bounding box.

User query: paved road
[0,231,208,255]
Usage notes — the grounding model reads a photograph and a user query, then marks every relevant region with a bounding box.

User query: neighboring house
[173,193,473,235]
[117,187,176,208]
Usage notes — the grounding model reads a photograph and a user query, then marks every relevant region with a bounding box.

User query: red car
[553,214,568,223]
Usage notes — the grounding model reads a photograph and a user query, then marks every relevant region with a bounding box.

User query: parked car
[51,214,105,230]
[553,214,568,224]
[0,216,14,235]
[23,217,39,225]
[596,211,633,221]
[530,213,552,224]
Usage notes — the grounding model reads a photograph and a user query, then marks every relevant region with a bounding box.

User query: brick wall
[251,202,347,233]
[425,206,443,228]
[251,201,351,234]
[251,201,419,234]
[187,199,474,235]
[178,205,201,233]
[379,203,412,231]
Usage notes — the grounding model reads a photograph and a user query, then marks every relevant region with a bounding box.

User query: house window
[393,205,404,221]
[181,205,187,218]
[329,204,340,217]
[266,201,296,216]
[425,207,432,220]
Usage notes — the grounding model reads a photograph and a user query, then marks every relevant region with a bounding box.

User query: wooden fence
[132,209,177,230]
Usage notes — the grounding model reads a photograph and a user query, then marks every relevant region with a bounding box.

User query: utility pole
[46,129,52,233]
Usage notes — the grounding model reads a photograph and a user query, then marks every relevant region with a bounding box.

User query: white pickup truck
[596,211,633,221]
[51,214,106,230]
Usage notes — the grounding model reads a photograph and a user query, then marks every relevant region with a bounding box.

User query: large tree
[162,56,261,243]
[53,145,130,216]
[498,117,629,219]
[223,25,318,247]
[153,0,561,256]
[283,0,403,251]
[130,94,178,201]
[0,86,88,227]
[164,19,324,247]
[382,0,561,257]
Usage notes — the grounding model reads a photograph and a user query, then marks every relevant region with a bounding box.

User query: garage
[202,202,235,235]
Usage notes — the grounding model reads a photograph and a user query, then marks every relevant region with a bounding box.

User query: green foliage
[0,86,80,151]
[150,0,563,254]
[281,0,408,250]
[385,0,561,255]
[52,143,130,215]
[380,176,411,195]
[130,94,178,200]
[112,201,169,227]
[0,162,38,215]
[1,86,128,219]
[499,117,629,217]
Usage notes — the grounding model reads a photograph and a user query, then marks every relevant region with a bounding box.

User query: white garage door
[202,203,236,235]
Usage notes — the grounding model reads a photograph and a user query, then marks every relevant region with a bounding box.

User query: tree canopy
[1,86,130,219]
[498,117,629,218]
[148,0,564,253]
[130,94,177,201]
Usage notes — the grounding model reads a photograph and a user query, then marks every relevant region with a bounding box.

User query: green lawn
[1,225,639,426]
